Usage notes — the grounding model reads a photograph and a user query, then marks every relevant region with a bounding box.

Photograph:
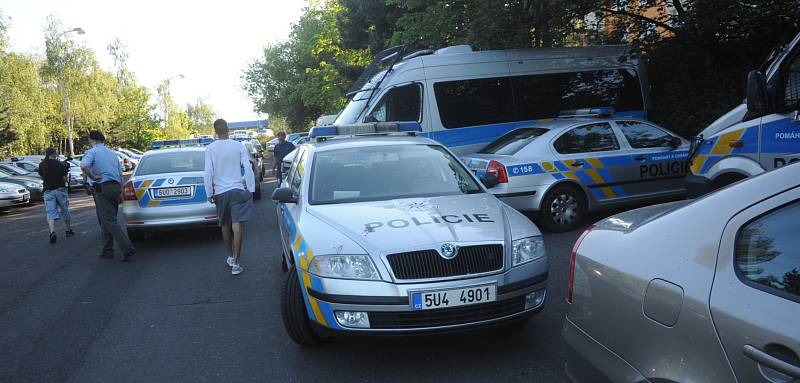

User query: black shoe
[122,249,136,262]
[65,230,75,237]
[99,253,114,259]
[49,233,57,244]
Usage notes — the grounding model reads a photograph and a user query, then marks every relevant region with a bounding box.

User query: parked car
[563,162,800,383]
[0,170,43,201]
[0,163,41,179]
[114,151,137,171]
[3,159,40,174]
[460,109,689,232]
[0,181,30,212]
[240,141,263,199]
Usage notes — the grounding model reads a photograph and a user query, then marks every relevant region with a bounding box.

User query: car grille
[387,244,503,280]
[368,296,525,329]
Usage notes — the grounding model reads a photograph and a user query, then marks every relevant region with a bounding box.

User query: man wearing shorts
[39,148,73,243]
[203,119,256,275]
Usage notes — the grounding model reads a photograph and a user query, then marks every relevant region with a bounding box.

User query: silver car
[121,147,216,239]
[273,123,548,346]
[460,111,688,232]
[563,162,800,383]
[0,181,30,212]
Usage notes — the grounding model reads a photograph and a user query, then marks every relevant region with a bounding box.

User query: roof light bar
[558,107,615,119]
[150,137,214,150]
[309,121,422,139]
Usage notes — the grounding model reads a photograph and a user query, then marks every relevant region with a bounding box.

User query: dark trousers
[93,182,133,256]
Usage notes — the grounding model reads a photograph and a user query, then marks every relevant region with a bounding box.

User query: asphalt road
[0,178,598,383]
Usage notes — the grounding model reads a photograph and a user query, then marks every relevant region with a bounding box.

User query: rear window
[136,151,204,176]
[478,127,548,155]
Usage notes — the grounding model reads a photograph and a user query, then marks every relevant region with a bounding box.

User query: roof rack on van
[309,121,422,140]
[150,137,214,150]
[558,107,615,119]
[403,49,434,61]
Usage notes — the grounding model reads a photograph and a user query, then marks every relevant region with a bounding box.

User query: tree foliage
[244,0,799,138]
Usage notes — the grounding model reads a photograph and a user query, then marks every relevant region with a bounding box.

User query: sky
[0,0,306,122]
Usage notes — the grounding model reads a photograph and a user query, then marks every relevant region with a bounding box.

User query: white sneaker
[232,264,243,275]
[226,256,235,267]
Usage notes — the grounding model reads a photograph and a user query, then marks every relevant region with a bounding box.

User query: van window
[617,121,673,149]
[784,54,800,109]
[368,83,422,122]
[554,122,619,154]
[434,77,514,129]
[479,127,549,155]
[736,201,800,299]
[512,70,644,121]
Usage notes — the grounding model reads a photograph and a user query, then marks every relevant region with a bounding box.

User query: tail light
[568,225,594,303]
[123,181,137,201]
[486,160,509,183]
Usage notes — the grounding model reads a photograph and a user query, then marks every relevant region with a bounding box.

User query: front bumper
[684,173,711,199]
[304,267,548,334]
[0,193,30,207]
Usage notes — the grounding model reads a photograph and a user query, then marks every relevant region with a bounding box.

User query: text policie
[365,214,494,233]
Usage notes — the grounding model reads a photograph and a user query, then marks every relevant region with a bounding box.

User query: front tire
[537,185,587,232]
[281,271,321,346]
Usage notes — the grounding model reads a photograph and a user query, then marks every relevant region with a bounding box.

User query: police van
[272,122,548,345]
[687,31,800,196]
[334,44,650,155]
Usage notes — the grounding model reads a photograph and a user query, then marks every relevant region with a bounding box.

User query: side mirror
[480,173,499,189]
[746,70,768,118]
[271,187,297,203]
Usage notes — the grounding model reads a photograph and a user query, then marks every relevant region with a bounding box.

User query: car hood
[306,193,509,255]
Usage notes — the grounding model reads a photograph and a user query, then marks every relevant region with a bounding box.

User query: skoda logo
[167,178,174,184]
[440,243,458,259]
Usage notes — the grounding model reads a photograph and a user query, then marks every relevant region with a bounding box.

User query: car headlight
[512,236,545,266]
[308,254,380,280]
[0,188,11,193]
[25,182,40,188]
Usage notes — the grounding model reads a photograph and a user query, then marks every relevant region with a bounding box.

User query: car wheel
[538,185,586,232]
[282,270,321,346]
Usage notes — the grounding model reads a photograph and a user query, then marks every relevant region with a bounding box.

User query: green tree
[187,98,216,136]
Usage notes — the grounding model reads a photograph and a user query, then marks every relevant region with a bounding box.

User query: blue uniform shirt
[81,143,123,184]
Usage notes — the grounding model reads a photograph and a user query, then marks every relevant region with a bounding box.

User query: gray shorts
[214,188,253,226]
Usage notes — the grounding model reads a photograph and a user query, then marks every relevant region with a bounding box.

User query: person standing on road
[39,148,74,243]
[272,131,295,185]
[80,131,136,261]
[204,119,255,275]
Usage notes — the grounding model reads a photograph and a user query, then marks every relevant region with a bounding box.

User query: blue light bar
[558,107,615,118]
[309,121,422,138]
[149,137,215,149]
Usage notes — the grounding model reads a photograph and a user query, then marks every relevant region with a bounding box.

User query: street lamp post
[161,74,185,129]
[56,27,85,157]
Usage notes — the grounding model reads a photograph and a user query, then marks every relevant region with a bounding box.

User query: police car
[686,31,800,196]
[272,122,547,345]
[122,139,217,239]
[460,108,689,232]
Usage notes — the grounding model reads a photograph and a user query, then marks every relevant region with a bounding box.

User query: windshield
[136,151,204,176]
[333,98,368,125]
[479,127,549,155]
[310,144,482,204]
[0,164,29,176]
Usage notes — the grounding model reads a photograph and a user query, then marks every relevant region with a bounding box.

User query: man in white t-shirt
[203,119,256,275]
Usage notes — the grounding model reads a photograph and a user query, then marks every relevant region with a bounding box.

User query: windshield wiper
[355,47,406,120]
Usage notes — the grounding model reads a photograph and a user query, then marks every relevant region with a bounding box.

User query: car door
[277,147,306,260]
[761,46,800,170]
[551,122,628,203]
[614,120,689,197]
[710,187,800,383]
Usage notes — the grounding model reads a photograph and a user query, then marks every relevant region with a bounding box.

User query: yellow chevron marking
[299,253,308,270]
[147,200,160,207]
[586,158,604,168]
[135,189,145,199]
[141,180,153,188]
[541,162,557,172]
[601,187,615,198]
[293,234,303,253]
[710,129,746,155]
[302,272,327,326]
[563,172,579,180]
[584,169,605,184]
[691,155,708,174]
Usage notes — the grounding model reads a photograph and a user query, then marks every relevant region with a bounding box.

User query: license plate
[152,186,192,199]
[411,284,496,311]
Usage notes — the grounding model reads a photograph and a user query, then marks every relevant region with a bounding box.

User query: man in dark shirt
[39,148,73,243]
[272,131,296,185]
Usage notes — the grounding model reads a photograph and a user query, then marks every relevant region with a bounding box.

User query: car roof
[310,134,441,153]
[141,147,206,157]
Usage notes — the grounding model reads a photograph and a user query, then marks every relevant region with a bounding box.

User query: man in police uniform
[272,131,295,185]
[80,130,136,261]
